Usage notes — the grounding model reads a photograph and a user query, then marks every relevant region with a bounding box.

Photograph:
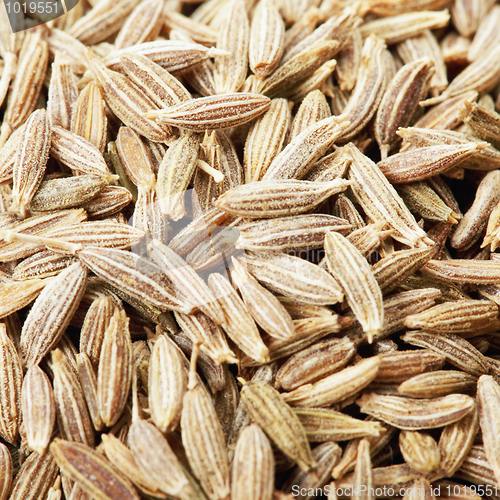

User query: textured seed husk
[10,449,58,500]
[128,419,203,500]
[325,231,383,343]
[0,278,48,319]
[0,322,22,444]
[245,252,343,306]
[462,100,500,151]
[374,58,434,157]
[0,125,24,185]
[282,356,381,408]
[372,246,436,295]
[398,182,460,224]
[97,308,132,427]
[458,444,497,487]
[347,143,431,248]
[240,380,316,473]
[237,214,350,252]
[22,365,55,455]
[50,438,140,500]
[401,331,490,376]
[157,132,201,221]
[86,49,172,142]
[114,0,163,49]
[0,443,12,500]
[175,311,237,364]
[477,375,500,486]
[120,52,191,108]
[356,392,476,430]
[51,126,110,177]
[424,258,500,284]
[294,408,384,442]
[231,424,274,500]
[76,352,104,432]
[148,239,224,324]
[102,40,224,74]
[262,114,350,180]
[1,29,49,148]
[70,82,107,154]
[259,40,341,98]
[288,90,331,141]
[146,93,270,131]
[375,349,446,383]
[12,251,75,280]
[213,0,249,94]
[437,406,478,478]
[79,296,115,371]
[275,336,356,391]
[10,109,51,218]
[77,247,193,313]
[398,370,477,398]
[149,333,187,432]
[82,186,133,219]
[377,143,485,184]
[216,179,350,218]
[20,261,87,368]
[181,381,230,500]
[208,272,269,363]
[283,442,342,499]
[359,10,450,45]
[28,175,112,212]
[101,433,167,498]
[230,257,295,340]
[52,349,95,447]
[244,98,291,182]
[399,430,440,474]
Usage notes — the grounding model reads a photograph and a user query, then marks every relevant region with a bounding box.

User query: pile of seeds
[1,0,500,498]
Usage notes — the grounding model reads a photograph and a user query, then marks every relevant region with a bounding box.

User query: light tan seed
[294,408,384,442]
[282,356,381,408]
[462,100,500,150]
[230,257,295,340]
[10,449,58,500]
[359,10,450,45]
[10,109,51,218]
[0,443,12,500]
[0,278,48,319]
[119,53,191,108]
[22,365,55,455]
[70,82,108,154]
[477,375,500,486]
[245,252,343,306]
[262,114,350,180]
[128,419,201,500]
[216,178,350,218]
[181,378,230,500]
[208,272,269,363]
[374,58,434,158]
[52,349,94,446]
[146,93,270,132]
[402,331,490,376]
[148,333,187,432]
[97,308,132,427]
[357,392,476,430]
[50,438,140,500]
[20,261,87,368]
[377,143,485,184]
[340,35,386,141]
[325,231,383,343]
[76,352,104,431]
[47,52,79,130]
[240,380,316,473]
[347,144,431,248]
[437,406,478,478]
[399,430,440,474]
[398,370,477,398]
[114,0,163,49]
[468,6,500,62]
[451,0,495,38]
[231,424,274,500]
[244,98,291,182]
